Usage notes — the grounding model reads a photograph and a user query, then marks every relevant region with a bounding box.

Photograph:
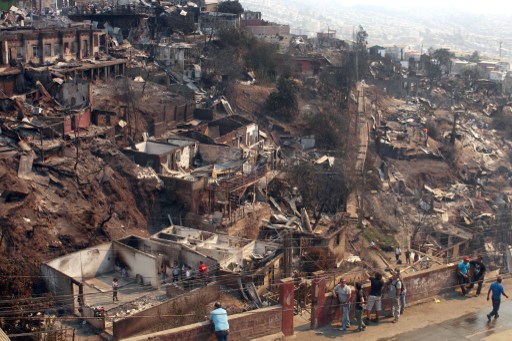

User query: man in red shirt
[199,261,208,286]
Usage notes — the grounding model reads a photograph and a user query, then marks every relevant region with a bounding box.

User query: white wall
[136,142,176,155]
[45,242,114,281]
[113,242,158,287]
[246,123,259,146]
[177,145,191,169]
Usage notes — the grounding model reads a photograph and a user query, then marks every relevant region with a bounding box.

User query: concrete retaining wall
[120,306,283,341]
[113,282,221,339]
[311,264,458,328]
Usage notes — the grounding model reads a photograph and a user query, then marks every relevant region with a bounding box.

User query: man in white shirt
[388,271,402,323]
[333,278,352,331]
[395,246,402,262]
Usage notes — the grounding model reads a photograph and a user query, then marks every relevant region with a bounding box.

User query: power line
[0,267,371,313]
[2,275,510,320]
[0,261,494,315]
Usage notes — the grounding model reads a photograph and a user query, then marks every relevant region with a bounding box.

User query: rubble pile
[362,80,512,268]
[0,137,160,258]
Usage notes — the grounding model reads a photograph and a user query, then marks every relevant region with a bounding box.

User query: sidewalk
[294,279,512,340]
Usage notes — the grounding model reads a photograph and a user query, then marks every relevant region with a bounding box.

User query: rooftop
[152,225,280,272]
[207,115,254,138]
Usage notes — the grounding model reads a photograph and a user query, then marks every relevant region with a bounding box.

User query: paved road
[294,280,512,341]
[380,300,512,341]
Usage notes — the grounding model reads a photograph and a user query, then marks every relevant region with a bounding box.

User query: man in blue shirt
[457,256,471,296]
[486,276,508,321]
[210,302,229,341]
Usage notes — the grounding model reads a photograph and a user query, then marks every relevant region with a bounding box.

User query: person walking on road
[333,278,352,331]
[457,256,471,296]
[365,271,384,323]
[354,282,366,332]
[209,302,229,341]
[468,255,486,296]
[487,276,508,321]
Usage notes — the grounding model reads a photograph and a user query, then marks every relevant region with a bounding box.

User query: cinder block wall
[121,306,282,341]
[312,264,458,328]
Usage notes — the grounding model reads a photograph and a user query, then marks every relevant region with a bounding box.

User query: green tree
[462,64,480,82]
[246,39,278,80]
[216,28,279,80]
[266,76,298,121]
[421,53,441,92]
[307,111,349,150]
[355,25,369,80]
[468,50,480,62]
[432,48,454,75]
[218,1,244,15]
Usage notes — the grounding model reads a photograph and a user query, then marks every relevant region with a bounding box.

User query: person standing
[209,302,229,341]
[388,272,402,323]
[354,282,366,332]
[413,252,420,263]
[395,246,402,262]
[333,278,352,331]
[172,264,180,283]
[457,256,471,296]
[112,278,119,303]
[395,268,407,315]
[365,271,384,322]
[405,250,411,265]
[199,261,209,286]
[486,276,508,321]
[184,266,192,290]
[468,256,486,296]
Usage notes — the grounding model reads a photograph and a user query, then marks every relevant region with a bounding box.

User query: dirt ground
[0,138,160,279]
[230,83,274,117]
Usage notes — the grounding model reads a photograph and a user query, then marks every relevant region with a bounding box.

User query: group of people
[394,246,422,265]
[332,269,406,332]
[333,257,509,332]
[111,261,210,303]
[166,260,209,287]
[456,255,486,297]
[457,255,509,321]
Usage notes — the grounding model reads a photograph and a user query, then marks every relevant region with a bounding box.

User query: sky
[335,0,511,14]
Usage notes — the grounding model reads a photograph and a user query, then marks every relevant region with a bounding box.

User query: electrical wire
[0,245,497,306]
[2,274,511,320]
[0,266,372,315]
[0,263,503,317]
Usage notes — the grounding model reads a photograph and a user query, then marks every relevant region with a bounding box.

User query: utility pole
[355,50,359,83]
[283,231,292,278]
[358,169,365,229]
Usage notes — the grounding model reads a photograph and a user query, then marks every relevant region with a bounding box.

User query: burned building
[202,114,261,150]
[0,26,107,66]
[241,17,291,53]
[199,11,239,35]
[152,225,283,293]
[123,137,198,173]
[41,235,218,337]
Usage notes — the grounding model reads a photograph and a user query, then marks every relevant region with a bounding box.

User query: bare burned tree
[287,159,352,220]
